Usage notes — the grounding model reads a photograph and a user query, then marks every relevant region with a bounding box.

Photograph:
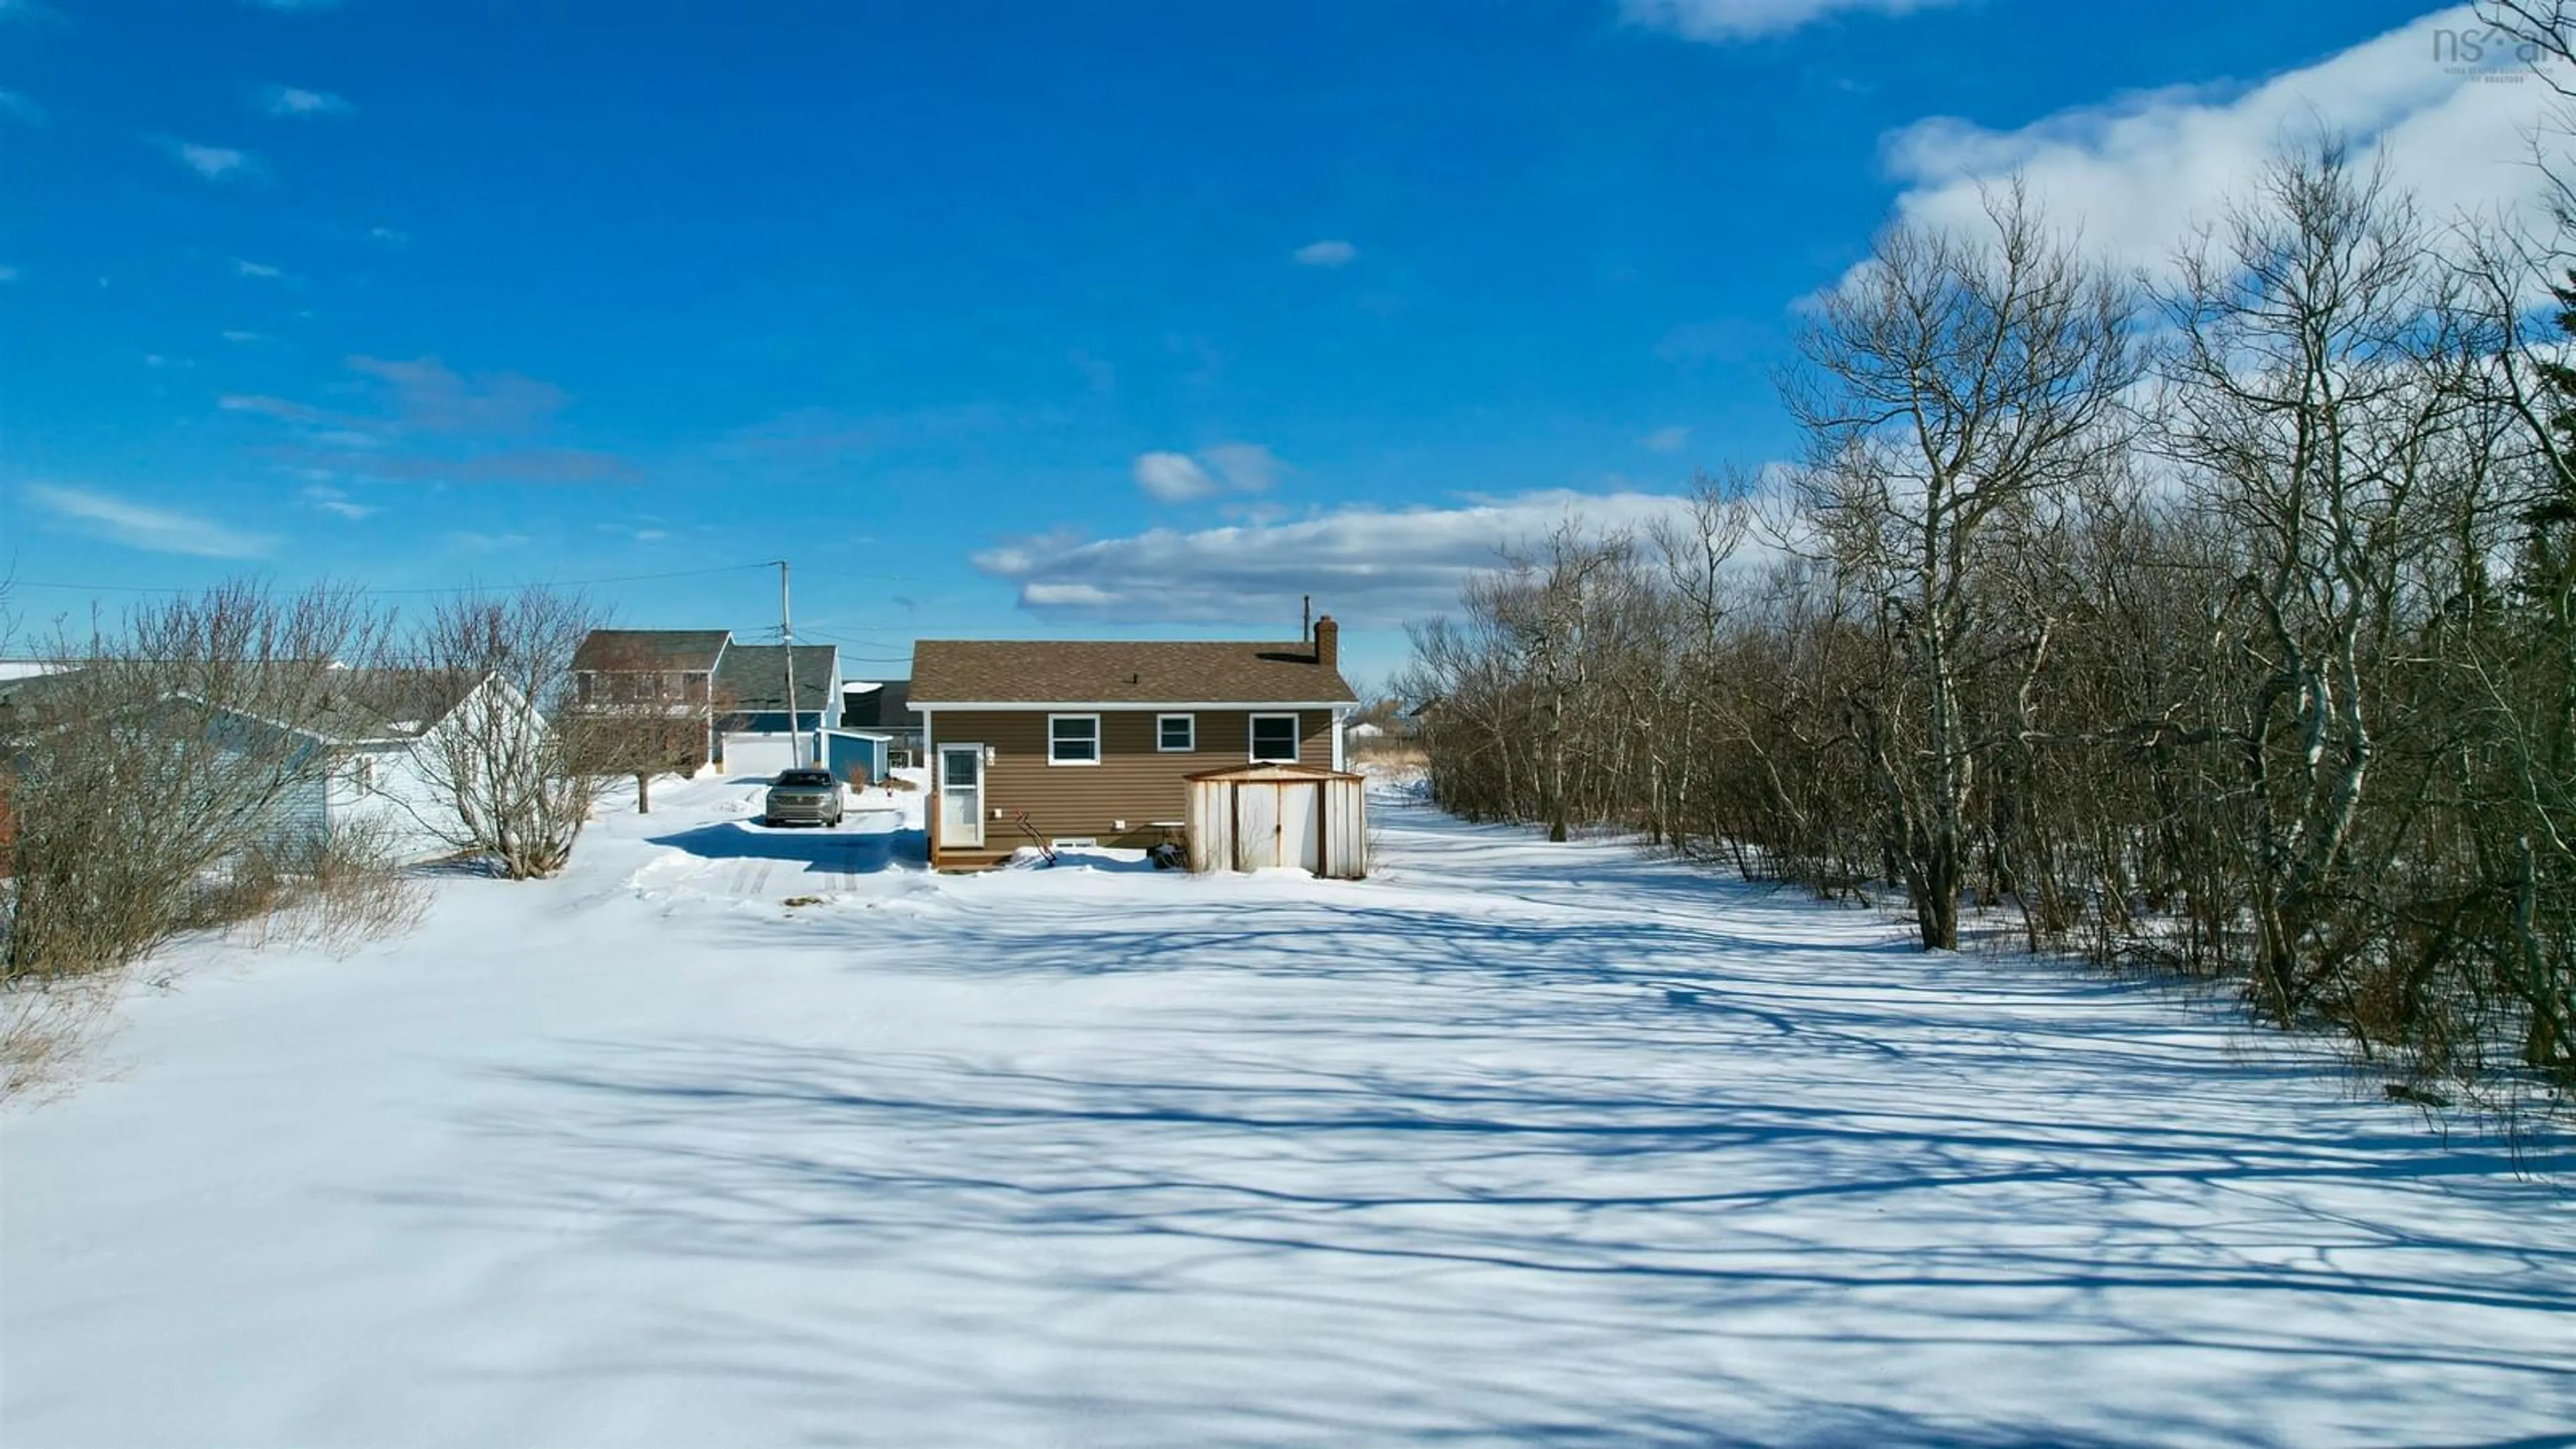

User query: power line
[4,561,785,596]
[7,561,933,598]
[372,562,786,595]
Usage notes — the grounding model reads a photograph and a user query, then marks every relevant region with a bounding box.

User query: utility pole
[777,558,801,768]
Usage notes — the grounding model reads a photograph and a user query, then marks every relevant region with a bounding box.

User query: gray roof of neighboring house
[910,639,1355,706]
[0,668,88,725]
[842,678,918,730]
[305,667,488,741]
[716,644,839,712]
[573,629,732,673]
[0,665,484,744]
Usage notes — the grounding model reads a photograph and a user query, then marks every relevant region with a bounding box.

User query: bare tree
[1646,470,1757,849]
[1400,140,2572,1132]
[564,634,731,814]
[2157,144,2467,1024]
[400,588,601,879]
[1786,179,2142,949]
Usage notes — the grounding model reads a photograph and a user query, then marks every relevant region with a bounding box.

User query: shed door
[939,744,985,849]
[1277,781,1321,873]
[1234,782,1279,869]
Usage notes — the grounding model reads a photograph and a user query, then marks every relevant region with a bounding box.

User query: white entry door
[939,744,985,849]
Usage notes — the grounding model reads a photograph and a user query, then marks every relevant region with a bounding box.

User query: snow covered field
[5,775,2571,1447]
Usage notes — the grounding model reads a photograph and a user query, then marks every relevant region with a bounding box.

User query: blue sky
[0,0,2542,686]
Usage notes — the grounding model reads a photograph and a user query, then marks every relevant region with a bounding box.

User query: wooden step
[930,847,1022,873]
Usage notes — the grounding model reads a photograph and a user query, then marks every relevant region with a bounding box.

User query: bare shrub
[226,818,428,955]
[0,978,115,1102]
[0,582,398,983]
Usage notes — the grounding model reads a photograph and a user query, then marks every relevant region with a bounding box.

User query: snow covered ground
[4,773,2571,1447]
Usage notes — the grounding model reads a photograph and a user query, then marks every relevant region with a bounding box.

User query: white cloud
[1642,425,1693,453]
[1200,442,1283,492]
[1293,239,1359,268]
[1879,7,2571,282]
[1133,451,1220,502]
[168,141,252,180]
[23,483,276,557]
[221,329,269,343]
[0,89,43,125]
[299,483,376,520]
[219,394,320,420]
[260,85,350,117]
[975,488,1714,627]
[234,258,284,279]
[1622,0,1951,42]
[1022,582,1120,609]
[369,225,407,244]
[0,264,17,283]
[1134,445,1284,502]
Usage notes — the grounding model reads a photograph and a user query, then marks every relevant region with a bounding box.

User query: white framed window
[1157,713,1196,752]
[1049,713,1102,765]
[1249,712,1301,763]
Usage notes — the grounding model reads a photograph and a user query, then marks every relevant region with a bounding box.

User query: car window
[775,770,833,786]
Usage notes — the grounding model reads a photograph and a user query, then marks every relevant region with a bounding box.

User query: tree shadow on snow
[382,794,2573,1443]
[395,1018,2574,1446]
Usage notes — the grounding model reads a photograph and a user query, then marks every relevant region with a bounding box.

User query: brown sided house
[570,629,732,770]
[912,617,1358,869]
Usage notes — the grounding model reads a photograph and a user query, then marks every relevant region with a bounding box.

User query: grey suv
[762,767,845,827]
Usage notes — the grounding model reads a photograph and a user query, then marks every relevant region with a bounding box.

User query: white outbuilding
[1184,761,1368,879]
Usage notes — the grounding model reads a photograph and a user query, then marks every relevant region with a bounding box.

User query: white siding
[328,743,463,864]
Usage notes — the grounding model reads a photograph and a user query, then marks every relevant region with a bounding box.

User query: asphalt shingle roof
[0,665,482,743]
[572,629,732,674]
[910,640,1354,706]
[716,644,839,712]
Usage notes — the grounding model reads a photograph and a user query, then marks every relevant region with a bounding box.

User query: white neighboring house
[1,665,517,868]
[284,668,528,864]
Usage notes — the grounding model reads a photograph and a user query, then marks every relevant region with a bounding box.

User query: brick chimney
[1313,614,1339,669]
